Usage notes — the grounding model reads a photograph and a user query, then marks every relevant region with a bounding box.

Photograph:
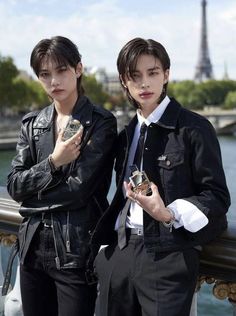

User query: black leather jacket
[92,98,231,253]
[7,96,117,271]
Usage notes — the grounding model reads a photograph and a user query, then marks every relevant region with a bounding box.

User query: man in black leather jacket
[7,36,117,316]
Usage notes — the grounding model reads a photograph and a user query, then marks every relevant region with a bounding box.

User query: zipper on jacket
[93,196,104,217]
[51,213,61,270]
[66,211,71,253]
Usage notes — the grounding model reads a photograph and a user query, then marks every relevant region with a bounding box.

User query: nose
[141,82,150,89]
[51,76,59,86]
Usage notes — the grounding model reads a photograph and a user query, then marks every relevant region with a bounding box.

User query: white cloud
[0,0,235,80]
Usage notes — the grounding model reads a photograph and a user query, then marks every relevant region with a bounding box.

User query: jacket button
[145,147,149,151]
[166,160,171,166]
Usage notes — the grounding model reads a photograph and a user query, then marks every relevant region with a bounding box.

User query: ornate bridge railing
[0,186,236,315]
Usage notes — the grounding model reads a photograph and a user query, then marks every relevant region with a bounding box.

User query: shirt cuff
[167,199,209,233]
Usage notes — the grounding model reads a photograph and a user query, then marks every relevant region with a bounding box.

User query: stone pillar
[4,261,23,316]
[189,293,198,316]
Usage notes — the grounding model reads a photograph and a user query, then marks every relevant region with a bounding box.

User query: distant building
[85,66,122,96]
[18,70,33,81]
[222,62,230,80]
[194,0,213,82]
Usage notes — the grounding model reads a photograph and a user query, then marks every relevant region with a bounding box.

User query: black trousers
[94,234,199,316]
[20,224,97,316]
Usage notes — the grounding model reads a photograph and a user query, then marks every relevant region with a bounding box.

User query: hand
[50,128,83,168]
[124,181,173,222]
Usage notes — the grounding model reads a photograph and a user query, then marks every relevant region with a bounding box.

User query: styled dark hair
[117,37,170,108]
[30,36,84,95]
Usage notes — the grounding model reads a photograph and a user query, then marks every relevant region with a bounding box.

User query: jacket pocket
[60,220,97,269]
[157,150,184,170]
[156,150,186,203]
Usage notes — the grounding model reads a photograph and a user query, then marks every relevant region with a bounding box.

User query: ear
[120,75,127,89]
[76,62,83,78]
[164,69,170,84]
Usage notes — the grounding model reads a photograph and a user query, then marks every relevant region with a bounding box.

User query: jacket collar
[155,97,182,129]
[33,95,93,129]
[124,115,138,146]
[124,97,182,139]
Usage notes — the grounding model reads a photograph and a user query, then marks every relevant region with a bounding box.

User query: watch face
[62,118,83,141]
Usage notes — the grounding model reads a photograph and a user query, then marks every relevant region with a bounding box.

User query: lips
[52,89,64,93]
[139,92,153,98]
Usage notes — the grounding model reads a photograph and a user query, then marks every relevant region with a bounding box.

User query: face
[38,57,82,106]
[124,54,169,117]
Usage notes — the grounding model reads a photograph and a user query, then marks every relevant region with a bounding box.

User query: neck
[139,104,159,118]
[54,93,79,116]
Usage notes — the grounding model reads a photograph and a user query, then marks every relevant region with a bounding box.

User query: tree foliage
[1,51,236,114]
[224,91,236,109]
[0,55,19,114]
[82,74,109,106]
[168,79,236,109]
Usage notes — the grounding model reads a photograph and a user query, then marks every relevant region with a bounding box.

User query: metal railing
[0,186,236,315]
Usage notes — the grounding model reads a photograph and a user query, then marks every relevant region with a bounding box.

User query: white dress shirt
[115,96,208,233]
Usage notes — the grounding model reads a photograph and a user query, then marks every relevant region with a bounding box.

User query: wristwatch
[162,208,175,232]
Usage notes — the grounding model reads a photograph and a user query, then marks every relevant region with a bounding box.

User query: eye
[149,70,159,76]
[39,72,49,79]
[132,73,141,80]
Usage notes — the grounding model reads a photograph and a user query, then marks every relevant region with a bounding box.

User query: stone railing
[0,186,236,315]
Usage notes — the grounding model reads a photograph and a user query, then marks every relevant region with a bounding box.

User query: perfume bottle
[129,165,152,195]
[62,117,83,141]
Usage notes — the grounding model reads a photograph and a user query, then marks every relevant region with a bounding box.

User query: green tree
[27,80,49,110]
[196,80,236,106]
[224,91,236,109]
[11,78,32,112]
[0,55,19,114]
[82,74,109,106]
[168,80,202,109]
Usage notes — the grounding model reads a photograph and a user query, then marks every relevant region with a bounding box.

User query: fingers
[124,181,139,203]
[70,127,83,142]
[150,182,158,193]
[124,180,159,204]
[56,129,64,142]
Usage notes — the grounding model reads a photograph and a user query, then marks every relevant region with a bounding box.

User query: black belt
[128,227,144,236]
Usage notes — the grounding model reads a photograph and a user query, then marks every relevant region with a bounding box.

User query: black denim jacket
[91,98,231,253]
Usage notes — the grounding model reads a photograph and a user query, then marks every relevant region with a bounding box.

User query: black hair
[30,36,84,95]
[117,37,170,108]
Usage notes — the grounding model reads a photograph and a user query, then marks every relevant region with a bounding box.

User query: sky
[0,0,235,81]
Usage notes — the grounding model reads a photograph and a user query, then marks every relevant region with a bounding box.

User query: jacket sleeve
[7,112,117,213]
[183,118,231,218]
[7,115,57,202]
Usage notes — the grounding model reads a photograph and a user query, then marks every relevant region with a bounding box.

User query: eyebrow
[39,64,67,73]
[133,66,161,73]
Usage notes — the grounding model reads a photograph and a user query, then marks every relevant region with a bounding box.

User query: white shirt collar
[136,95,170,127]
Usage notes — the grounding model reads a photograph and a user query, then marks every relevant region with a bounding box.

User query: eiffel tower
[194,0,213,82]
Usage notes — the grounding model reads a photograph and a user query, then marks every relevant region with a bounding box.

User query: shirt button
[166,160,171,166]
